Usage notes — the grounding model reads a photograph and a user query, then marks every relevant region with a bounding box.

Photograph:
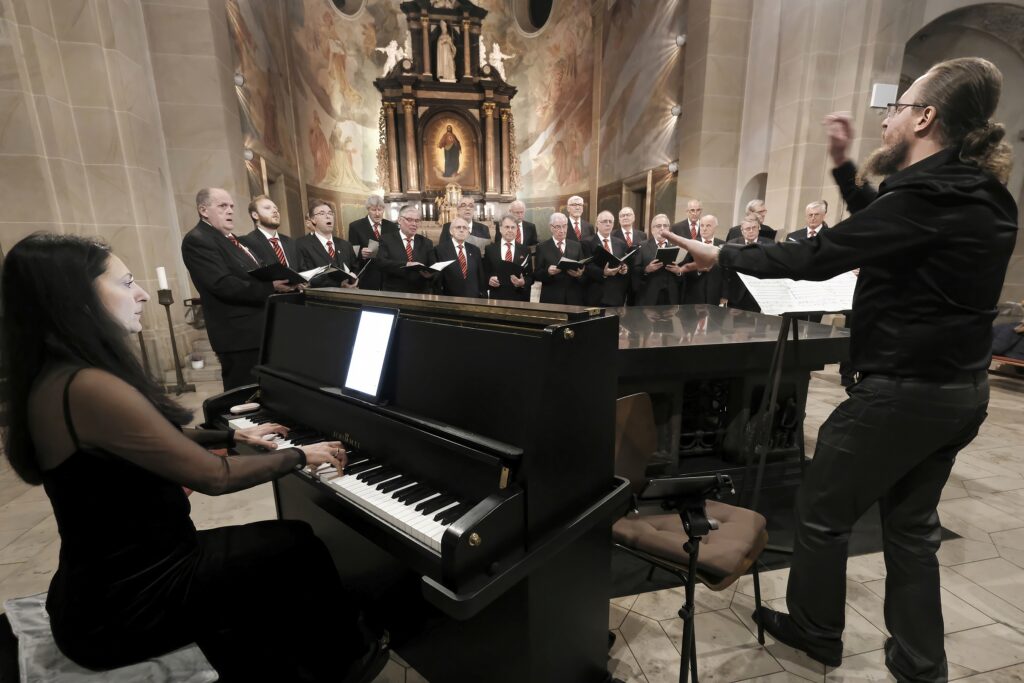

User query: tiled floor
[1,368,1022,682]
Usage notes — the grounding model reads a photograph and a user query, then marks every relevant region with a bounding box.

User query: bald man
[671,199,704,239]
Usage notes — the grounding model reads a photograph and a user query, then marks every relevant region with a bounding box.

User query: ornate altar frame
[375,0,519,205]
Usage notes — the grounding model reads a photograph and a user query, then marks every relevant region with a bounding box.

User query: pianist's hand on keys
[241,425,346,473]
[233,423,291,451]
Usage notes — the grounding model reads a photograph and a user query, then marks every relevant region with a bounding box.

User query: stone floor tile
[963,476,1024,494]
[612,593,640,610]
[735,567,789,601]
[608,629,649,683]
[764,641,826,682]
[955,662,1024,681]
[844,580,890,636]
[938,498,1024,533]
[952,558,1024,610]
[660,609,783,683]
[619,611,686,683]
[371,659,407,683]
[825,649,895,681]
[845,552,887,583]
[938,538,1001,566]
[945,624,1024,672]
[611,601,630,630]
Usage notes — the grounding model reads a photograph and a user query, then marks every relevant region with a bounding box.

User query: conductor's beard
[858,136,910,185]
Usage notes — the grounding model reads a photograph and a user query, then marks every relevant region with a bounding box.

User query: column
[500,109,511,195]
[420,14,432,77]
[482,102,496,194]
[402,99,420,192]
[385,103,401,194]
[462,20,473,80]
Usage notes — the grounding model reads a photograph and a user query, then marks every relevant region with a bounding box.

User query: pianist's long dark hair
[1,233,191,484]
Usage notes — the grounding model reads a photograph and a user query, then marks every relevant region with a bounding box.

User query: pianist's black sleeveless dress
[41,368,366,681]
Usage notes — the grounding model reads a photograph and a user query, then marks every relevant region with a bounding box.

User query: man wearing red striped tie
[484,214,534,301]
[378,204,436,294]
[181,188,299,390]
[434,218,486,298]
[240,195,299,268]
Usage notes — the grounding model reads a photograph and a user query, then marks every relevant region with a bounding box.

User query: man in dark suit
[434,217,486,298]
[439,196,492,243]
[633,214,685,305]
[181,187,298,390]
[485,214,533,301]
[378,204,436,294]
[295,199,359,288]
[534,212,586,304]
[682,214,726,305]
[564,195,594,242]
[499,199,539,251]
[348,195,399,291]
[613,206,643,248]
[726,199,778,241]
[239,195,298,268]
[583,210,632,307]
[786,200,829,242]
[722,217,772,311]
[671,198,703,238]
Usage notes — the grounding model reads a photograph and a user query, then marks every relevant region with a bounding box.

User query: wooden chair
[612,393,768,683]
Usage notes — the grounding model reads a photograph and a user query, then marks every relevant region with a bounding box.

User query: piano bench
[2,593,217,683]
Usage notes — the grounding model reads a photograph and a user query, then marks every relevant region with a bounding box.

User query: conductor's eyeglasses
[881,102,929,118]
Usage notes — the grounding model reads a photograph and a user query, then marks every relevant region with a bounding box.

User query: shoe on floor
[752,607,842,668]
[341,630,391,683]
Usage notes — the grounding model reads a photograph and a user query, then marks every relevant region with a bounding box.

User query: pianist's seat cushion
[612,500,768,590]
[3,593,217,683]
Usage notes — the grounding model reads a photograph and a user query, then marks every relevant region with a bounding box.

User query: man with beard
[239,195,298,268]
[665,58,1017,681]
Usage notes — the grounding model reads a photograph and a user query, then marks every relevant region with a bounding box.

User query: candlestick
[156,266,169,291]
[157,288,195,395]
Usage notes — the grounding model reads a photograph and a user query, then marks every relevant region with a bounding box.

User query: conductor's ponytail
[959,121,1012,183]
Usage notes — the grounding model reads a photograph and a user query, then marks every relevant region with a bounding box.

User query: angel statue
[489,42,516,82]
[479,35,488,70]
[375,40,405,77]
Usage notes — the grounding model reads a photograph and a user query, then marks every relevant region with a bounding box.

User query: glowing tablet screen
[343,308,398,402]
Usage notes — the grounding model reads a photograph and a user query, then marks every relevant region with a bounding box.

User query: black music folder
[248,262,306,285]
[655,246,682,264]
[303,265,358,287]
[404,259,456,273]
[557,256,592,271]
[249,262,356,287]
[496,255,531,279]
[590,247,638,269]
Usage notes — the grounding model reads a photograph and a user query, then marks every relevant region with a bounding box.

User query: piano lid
[304,288,604,328]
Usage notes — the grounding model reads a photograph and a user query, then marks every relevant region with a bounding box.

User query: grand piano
[204,288,631,683]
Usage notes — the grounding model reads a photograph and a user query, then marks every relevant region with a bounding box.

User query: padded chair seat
[612,500,768,590]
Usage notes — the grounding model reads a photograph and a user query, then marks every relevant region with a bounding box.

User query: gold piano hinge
[498,466,510,490]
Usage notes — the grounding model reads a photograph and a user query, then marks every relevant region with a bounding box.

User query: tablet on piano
[342,306,399,404]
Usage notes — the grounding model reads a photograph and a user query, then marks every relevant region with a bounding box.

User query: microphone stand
[157,289,195,395]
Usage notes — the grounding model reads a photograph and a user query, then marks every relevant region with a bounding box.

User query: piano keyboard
[228,412,473,553]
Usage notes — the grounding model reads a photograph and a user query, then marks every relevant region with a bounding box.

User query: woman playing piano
[0,233,388,683]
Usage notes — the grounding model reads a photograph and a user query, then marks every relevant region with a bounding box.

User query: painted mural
[598,0,684,185]
[228,0,597,201]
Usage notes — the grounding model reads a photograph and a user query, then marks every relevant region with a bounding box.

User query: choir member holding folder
[534,212,586,305]
[295,199,359,288]
[633,214,685,305]
[378,204,437,294]
[485,214,534,301]
[583,210,635,307]
[348,195,398,291]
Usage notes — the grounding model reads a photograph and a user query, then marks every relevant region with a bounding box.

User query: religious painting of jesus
[422,114,480,192]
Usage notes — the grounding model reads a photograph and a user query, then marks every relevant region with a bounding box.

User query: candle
[156,266,169,290]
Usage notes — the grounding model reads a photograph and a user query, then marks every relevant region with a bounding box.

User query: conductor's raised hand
[300,441,347,471]
[823,111,855,166]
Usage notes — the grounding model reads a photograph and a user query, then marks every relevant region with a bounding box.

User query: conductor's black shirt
[718,147,1018,379]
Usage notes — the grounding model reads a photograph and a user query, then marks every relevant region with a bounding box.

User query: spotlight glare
[233,72,245,87]
[243,148,254,161]
[671,104,682,117]
[675,34,686,47]
[668,161,679,174]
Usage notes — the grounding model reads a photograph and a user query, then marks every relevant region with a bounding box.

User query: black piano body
[205,288,630,683]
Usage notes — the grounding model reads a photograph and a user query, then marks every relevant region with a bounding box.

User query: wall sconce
[675,34,687,47]
[671,105,682,117]
[233,72,245,87]
[668,161,679,174]
[243,149,254,161]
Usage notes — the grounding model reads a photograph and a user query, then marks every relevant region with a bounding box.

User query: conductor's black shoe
[342,630,391,683]
[752,607,842,668]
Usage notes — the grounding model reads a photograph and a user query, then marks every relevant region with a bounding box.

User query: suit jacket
[181,221,274,353]
[534,238,585,305]
[633,238,684,305]
[378,231,436,293]
[494,219,539,249]
[438,220,492,244]
[612,227,644,249]
[722,236,773,311]
[433,239,486,298]
[564,217,593,242]
[671,220,703,239]
[726,223,778,242]
[681,238,726,305]
[484,241,533,301]
[348,216,399,291]
[295,233,357,273]
[583,234,632,307]
[239,228,299,268]
[786,225,828,242]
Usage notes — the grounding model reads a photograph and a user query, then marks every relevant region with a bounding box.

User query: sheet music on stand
[737,271,857,315]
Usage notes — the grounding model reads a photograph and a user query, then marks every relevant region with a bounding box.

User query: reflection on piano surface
[205,288,631,683]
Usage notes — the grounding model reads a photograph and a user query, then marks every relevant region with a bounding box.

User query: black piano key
[344,459,377,475]
[378,475,414,493]
[393,484,427,502]
[417,494,454,515]
[362,468,398,485]
[435,501,471,524]
[400,487,436,505]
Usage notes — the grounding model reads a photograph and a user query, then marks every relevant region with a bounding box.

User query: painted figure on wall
[439,125,461,177]
[309,110,331,182]
[436,20,457,82]
[325,122,369,190]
